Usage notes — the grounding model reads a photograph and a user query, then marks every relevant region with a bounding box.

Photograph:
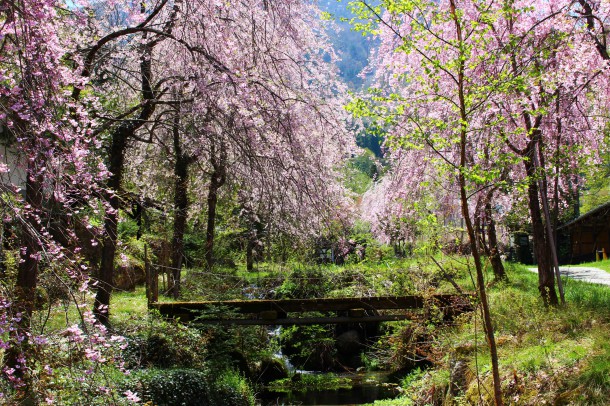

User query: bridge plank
[194,314,419,325]
[151,294,471,324]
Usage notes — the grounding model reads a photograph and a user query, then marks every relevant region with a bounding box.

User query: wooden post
[152,264,159,304]
[161,266,166,295]
[145,244,151,307]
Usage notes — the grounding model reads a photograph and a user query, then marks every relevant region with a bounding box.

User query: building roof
[557,201,610,231]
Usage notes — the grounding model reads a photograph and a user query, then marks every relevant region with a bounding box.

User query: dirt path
[528,266,610,286]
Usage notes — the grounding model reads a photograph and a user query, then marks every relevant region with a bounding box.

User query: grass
[267,373,352,392]
[31,285,150,335]
[111,285,149,324]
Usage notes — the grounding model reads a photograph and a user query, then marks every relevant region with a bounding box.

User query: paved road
[528,266,610,286]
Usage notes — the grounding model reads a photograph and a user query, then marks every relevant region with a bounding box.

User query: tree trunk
[94,130,127,325]
[204,172,223,270]
[169,112,190,299]
[449,1,503,403]
[524,157,558,306]
[94,41,156,325]
[204,143,227,270]
[6,159,44,394]
[485,201,507,281]
[14,168,43,324]
[246,238,254,271]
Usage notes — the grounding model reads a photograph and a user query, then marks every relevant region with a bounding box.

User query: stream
[258,327,401,405]
[258,370,400,406]
[244,287,403,405]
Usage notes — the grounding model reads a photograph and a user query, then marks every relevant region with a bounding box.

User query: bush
[129,368,212,406]
[212,369,256,406]
[127,368,254,406]
[122,319,209,369]
[275,267,331,299]
[280,323,337,370]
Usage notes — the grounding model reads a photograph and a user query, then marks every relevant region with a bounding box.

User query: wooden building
[557,202,610,264]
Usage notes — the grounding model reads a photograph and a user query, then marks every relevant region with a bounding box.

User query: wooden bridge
[151,294,473,325]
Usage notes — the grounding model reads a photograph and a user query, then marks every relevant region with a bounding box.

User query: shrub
[126,368,254,406]
[122,319,209,369]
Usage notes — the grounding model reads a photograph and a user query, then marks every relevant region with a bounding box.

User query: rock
[257,358,289,384]
[336,329,363,356]
[114,261,146,291]
[450,359,469,395]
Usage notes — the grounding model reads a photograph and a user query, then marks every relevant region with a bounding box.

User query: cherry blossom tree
[116,0,353,297]
[351,0,609,401]
[0,0,113,397]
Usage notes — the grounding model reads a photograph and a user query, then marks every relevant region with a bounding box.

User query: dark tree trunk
[169,112,190,299]
[204,172,223,270]
[7,159,44,391]
[485,201,507,281]
[94,130,127,325]
[204,143,227,270]
[94,42,156,325]
[524,157,558,306]
[14,168,43,323]
[246,239,254,271]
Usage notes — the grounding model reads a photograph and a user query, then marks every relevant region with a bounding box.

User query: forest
[1,0,610,405]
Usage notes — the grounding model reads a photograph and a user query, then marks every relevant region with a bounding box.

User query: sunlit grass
[112,285,148,325]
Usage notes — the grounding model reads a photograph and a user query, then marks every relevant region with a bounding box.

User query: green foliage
[276,267,332,299]
[351,150,381,178]
[280,323,337,370]
[342,150,382,195]
[213,369,256,406]
[579,129,610,215]
[267,373,352,392]
[344,162,375,194]
[126,368,254,406]
[122,317,209,369]
[48,365,133,405]
[118,213,141,240]
[128,368,212,406]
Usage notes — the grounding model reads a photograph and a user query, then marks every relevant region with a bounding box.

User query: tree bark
[94,129,127,325]
[523,155,558,306]
[169,111,190,299]
[6,156,44,395]
[246,238,255,271]
[204,142,227,270]
[449,1,503,403]
[485,201,507,281]
[94,41,156,325]
[14,165,43,326]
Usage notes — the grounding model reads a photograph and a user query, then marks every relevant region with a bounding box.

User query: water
[258,371,401,406]
[261,305,401,405]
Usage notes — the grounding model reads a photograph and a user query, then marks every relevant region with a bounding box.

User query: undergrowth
[369,262,610,405]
